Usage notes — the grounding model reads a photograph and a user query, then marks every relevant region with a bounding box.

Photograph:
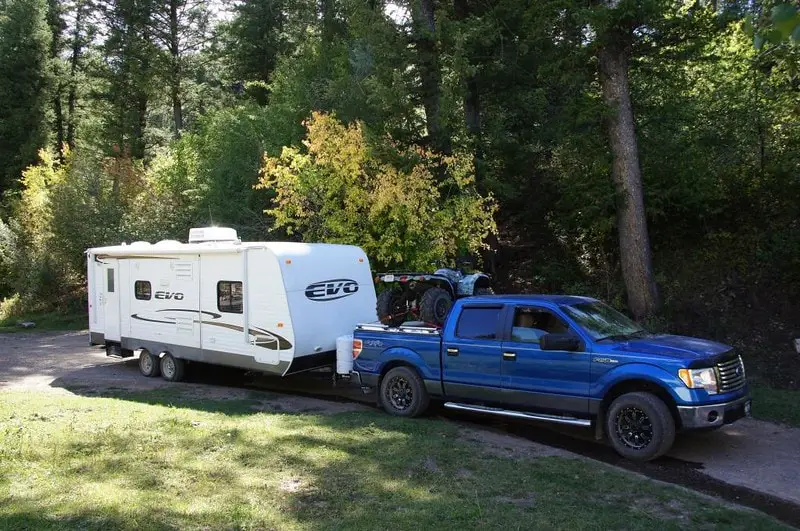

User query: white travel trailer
[87,227,378,381]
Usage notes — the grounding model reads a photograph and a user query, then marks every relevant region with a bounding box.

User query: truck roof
[465,294,597,306]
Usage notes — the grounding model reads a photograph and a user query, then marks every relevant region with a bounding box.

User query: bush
[258,112,497,270]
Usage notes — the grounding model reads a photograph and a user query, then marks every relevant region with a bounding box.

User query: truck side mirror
[540,333,582,352]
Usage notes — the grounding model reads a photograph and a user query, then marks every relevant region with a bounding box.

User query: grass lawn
[0,311,86,333]
[0,389,787,530]
[750,384,800,428]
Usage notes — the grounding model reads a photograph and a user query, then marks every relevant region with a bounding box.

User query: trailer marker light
[285,259,292,264]
[358,258,364,263]
[352,339,363,359]
[277,322,284,328]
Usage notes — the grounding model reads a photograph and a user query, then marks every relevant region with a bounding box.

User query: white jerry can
[336,334,354,375]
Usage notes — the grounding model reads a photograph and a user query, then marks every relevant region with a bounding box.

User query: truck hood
[611,334,732,360]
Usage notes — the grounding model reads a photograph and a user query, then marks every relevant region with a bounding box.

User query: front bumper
[677,395,751,429]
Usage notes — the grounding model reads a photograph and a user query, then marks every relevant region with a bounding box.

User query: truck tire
[138,349,160,378]
[377,289,406,326]
[160,353,186,382]
[419,287,453,326]
[606,392,675,462]
[379,366,430,418]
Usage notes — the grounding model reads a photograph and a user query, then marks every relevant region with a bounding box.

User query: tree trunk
[47,0,65,158]
[412,0,449,153]
[453,0,482,179]
[169,0,183,137]
[321,0,337,44]
[597,41,659,320]
[53,85,65,157]
[66,1,83,149]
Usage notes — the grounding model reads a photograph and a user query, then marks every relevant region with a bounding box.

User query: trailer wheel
[138,349,160,378]
[379,366,429,418]
[160,353,186,382]
[419,287,453,326]
[606,392,675,462]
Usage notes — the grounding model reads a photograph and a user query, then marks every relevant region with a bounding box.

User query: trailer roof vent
[188,227,240,244]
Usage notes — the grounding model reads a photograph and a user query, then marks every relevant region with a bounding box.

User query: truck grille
[716,355,746,393]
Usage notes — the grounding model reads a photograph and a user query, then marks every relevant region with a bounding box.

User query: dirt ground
[2,330,799,508]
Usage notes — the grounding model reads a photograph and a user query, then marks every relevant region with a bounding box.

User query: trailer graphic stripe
[130,310,292,351]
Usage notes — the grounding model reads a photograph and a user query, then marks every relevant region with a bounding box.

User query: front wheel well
[600,379,681,432]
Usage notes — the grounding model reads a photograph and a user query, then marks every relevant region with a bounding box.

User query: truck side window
[217,281,243,313]
[456,307,502,340]
[511,307,569,344]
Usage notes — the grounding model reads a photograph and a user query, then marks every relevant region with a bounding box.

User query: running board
[443,402,592,427]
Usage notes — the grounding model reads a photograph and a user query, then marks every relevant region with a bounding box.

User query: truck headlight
[678,368,718,394]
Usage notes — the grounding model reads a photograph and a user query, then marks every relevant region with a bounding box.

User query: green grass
[0,389,787,530]
[0,310,86,333]
[750,384,800,428]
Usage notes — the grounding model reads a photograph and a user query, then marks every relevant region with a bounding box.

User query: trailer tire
[379,366,429,418]
[419,287,453,326]
[606,392,675,462]
[138,349,160,378]
[160,353,186,382]
[377,288,406,326]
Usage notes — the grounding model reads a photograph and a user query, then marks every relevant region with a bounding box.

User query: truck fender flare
[593,363,690,436]
[595,363,690,402]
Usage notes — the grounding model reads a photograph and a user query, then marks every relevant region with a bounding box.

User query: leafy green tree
[0,0,52,194]
[97,0,158,158]
[257,112,496,268]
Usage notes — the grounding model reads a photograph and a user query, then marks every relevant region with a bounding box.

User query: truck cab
[352,295,750,461]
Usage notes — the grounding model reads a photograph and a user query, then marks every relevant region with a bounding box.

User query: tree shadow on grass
[2,385,783,530]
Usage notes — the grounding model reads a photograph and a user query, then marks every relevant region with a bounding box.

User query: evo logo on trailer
[305,279,359,302]
[155,291,184,300]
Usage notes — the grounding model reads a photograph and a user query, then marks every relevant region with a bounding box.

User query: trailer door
[103,259,121,342]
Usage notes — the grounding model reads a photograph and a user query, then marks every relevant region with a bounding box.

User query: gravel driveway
[2,330,799,508]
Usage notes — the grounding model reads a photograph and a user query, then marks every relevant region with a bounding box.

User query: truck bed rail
[356,323,440,335]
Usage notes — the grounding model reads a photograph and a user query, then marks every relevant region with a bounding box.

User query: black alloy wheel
[615,406,654,450]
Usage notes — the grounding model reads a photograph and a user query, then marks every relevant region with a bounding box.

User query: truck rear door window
[456,307,502,340]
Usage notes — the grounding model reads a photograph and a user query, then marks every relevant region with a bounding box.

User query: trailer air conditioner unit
[188,226,240,243]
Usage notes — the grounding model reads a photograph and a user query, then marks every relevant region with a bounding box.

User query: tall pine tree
[0,0,52,194]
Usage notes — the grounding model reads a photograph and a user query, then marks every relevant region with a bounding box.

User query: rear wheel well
[600,380,681,431]
[379,361,422,384]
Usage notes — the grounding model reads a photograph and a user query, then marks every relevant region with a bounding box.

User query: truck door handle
[446,348,459,356]
[503,352,517,361]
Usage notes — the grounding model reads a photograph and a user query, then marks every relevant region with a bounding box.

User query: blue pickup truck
[351,295,751,461]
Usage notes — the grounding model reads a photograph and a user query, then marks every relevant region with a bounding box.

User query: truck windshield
[561,301,646,341]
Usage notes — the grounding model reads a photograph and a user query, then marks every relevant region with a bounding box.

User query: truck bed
[353,323,444,389]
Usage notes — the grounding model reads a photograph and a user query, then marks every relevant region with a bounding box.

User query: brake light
[352,339,363,359]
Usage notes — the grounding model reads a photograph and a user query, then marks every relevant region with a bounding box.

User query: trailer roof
[88,240,365,258]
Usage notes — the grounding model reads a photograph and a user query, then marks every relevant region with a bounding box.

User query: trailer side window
[107,268,115,293]
[217,281,243,313]
[134,281,151,300]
